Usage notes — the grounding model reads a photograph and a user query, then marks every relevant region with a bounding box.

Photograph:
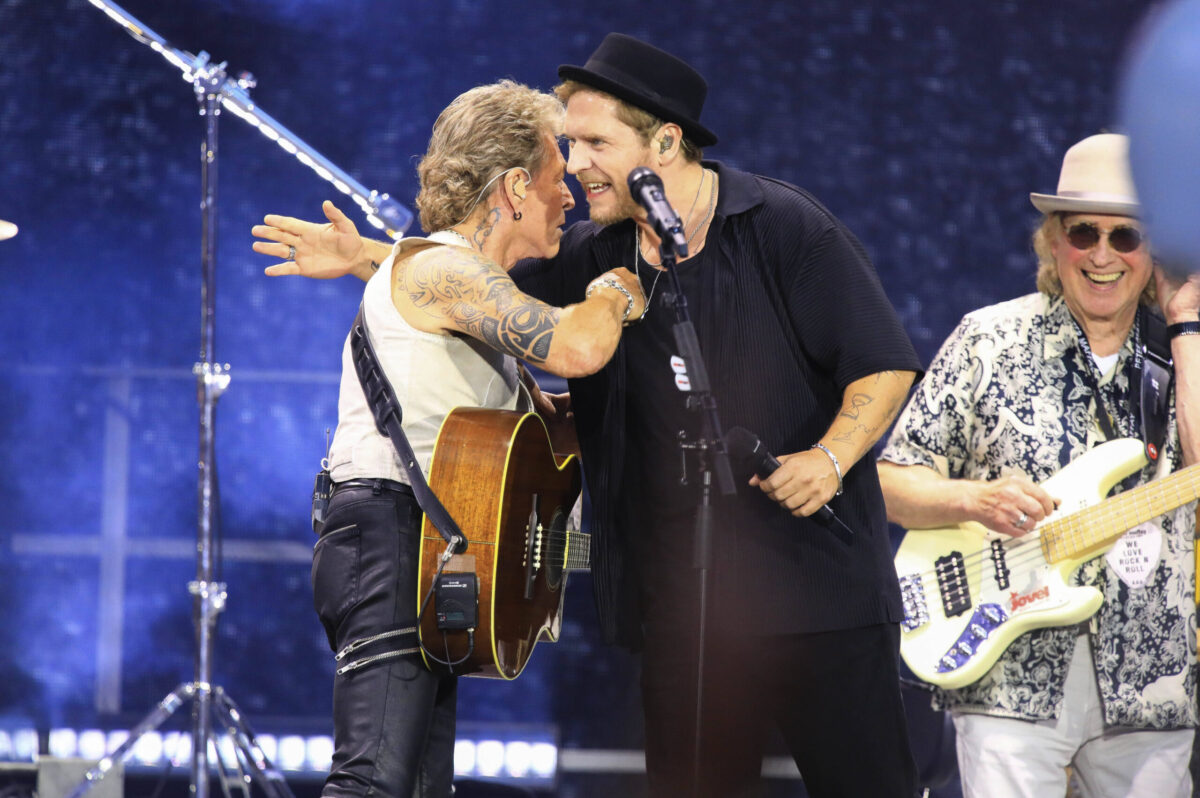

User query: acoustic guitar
[417,407,589,679]
[895,437,1200,689]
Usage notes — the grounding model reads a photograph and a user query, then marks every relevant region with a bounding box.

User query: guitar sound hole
[544,508,567,591]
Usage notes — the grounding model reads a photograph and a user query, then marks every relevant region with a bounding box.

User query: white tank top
[327,232,526,484]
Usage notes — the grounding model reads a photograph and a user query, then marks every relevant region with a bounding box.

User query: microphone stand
[71,2,416,796]
[655,234,736,795]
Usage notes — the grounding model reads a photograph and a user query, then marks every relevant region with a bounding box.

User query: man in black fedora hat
[256,32,922,797]
[526,32,922,797]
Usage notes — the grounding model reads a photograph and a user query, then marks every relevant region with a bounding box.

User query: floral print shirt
[882,293,1196,728]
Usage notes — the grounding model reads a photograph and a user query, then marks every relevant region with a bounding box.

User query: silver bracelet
[586,277,635,324]
[811,442,844,496]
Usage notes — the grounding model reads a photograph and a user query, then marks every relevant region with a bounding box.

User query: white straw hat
[1029,133,1140,216]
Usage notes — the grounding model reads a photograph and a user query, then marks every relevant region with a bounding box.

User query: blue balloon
[1119,0,1200,275]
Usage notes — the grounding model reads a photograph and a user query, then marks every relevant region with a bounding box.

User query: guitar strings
[901,467,1200,614]
[907,463,1200,588]
[540,530,591,569]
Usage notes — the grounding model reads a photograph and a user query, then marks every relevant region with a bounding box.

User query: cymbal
[0,220,16,241]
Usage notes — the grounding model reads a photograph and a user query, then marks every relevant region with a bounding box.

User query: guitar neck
[1042,462,1200,563]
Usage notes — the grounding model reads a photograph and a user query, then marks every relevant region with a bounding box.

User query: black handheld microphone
[627,166,689,258]
[724,426,853,545]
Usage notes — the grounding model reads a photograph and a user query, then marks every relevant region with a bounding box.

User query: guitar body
[417,408,583,680]
[896,438,1150,689]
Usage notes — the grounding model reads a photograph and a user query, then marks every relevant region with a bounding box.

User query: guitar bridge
[523,494,541,600]
[898,574,929,631]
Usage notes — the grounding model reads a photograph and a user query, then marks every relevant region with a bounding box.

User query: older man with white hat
[878,132,1200,797]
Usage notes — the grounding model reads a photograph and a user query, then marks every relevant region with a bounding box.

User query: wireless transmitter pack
[435,572,478,631]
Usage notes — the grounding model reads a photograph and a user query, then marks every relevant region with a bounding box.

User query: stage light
[475,740,505,778]
[105,730,129,754]
[48,728,78,759]
[530,742,558,779]
[162,731,191,766]
[453,739,476,775]
[215,735,237,766]
[12,724,559,783]
[12,730,38,761]
[504,741,532,778]
[132,731,164,765]
[276,735,307,771]
[78,729,108,760]
[305,735,333,772]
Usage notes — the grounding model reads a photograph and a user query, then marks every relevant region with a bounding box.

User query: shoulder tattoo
[400,246,561,364]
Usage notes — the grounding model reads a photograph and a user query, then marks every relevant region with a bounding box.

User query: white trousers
[952,633,1194,798]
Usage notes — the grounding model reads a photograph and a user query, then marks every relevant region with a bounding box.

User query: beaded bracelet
[811,442,844,496]
[586,277,635,324]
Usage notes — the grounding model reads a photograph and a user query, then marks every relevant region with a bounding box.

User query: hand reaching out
[252,200,375,279]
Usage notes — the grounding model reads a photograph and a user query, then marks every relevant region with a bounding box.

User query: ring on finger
[1015,511,1028,528]
[287,245,297,261]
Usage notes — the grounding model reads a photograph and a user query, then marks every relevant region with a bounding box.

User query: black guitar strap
[1139,308,1173,463]
[1073,306,1173,464]
[349,304,467,553]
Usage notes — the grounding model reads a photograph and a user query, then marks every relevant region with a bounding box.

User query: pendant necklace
[635,168,718,318]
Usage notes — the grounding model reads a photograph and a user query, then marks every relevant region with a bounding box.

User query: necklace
[635,168,718,318]
[441,228,474,249]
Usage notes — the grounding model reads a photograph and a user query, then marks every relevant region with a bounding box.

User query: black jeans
[312,483,456,798]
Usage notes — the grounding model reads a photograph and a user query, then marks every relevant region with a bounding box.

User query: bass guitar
[417,407,589,679]
[895,437,1200,689]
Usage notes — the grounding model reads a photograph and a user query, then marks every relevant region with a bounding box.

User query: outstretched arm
[752,370,917,517]
[252,200,390,281]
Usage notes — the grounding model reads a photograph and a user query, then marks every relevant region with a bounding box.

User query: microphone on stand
[627,166,689,258]
[724,426,854,545]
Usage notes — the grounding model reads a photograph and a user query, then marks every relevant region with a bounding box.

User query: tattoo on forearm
[833,423,879,445]
[402,247,560,363]
[832,372,911,447]
[839,393,873,421]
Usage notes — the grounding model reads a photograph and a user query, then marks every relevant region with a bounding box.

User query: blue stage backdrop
[0,0,1156,785]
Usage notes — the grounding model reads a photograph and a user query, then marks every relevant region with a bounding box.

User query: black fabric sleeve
[760,184,923,389]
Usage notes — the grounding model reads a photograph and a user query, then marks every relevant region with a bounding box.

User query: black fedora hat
[558,33,718,147]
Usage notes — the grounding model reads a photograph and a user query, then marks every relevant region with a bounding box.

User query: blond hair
[416,80,563,232]
[554,80,703,163]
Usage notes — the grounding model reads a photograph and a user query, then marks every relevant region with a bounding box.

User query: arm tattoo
[839,392,873,421]
[401,246,561,364]
[833,374,910,445]
[833,424,875,445]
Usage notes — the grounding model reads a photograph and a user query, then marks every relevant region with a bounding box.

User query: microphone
[724,426,853,545]
[627,167,689,258]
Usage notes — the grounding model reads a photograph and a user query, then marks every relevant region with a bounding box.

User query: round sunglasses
[1062,220,1145,254]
